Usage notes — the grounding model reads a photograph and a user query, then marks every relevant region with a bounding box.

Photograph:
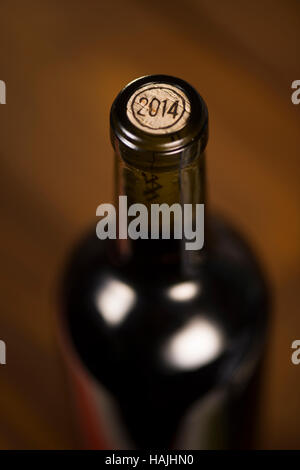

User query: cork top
[126,83,191,135]
[110,75,208,169]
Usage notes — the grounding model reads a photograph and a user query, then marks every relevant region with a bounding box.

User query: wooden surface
[0,0,299,449]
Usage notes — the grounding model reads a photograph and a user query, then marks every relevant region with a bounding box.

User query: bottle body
[61,215,268,449]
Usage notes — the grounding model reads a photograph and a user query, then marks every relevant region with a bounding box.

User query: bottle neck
[113,144,207,276]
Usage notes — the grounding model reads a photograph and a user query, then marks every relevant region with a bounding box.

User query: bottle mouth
[110,75,208,169]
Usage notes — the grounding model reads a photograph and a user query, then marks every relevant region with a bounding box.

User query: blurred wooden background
[0,0,299,449]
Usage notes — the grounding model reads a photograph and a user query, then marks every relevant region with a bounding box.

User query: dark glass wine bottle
[60,75,269,449]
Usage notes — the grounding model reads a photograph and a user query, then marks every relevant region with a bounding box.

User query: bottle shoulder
[62,214,268,310]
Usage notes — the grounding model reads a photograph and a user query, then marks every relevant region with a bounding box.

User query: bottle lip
[110,74,208,157]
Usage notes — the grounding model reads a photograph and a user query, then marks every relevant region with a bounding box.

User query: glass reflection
[167,281,200,301]
[163,316,224,370]
[95,278,136,326]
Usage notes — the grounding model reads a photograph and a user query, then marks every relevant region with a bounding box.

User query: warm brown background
[0,0,299,449]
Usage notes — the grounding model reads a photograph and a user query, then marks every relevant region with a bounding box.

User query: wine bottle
[60,75,269,449]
